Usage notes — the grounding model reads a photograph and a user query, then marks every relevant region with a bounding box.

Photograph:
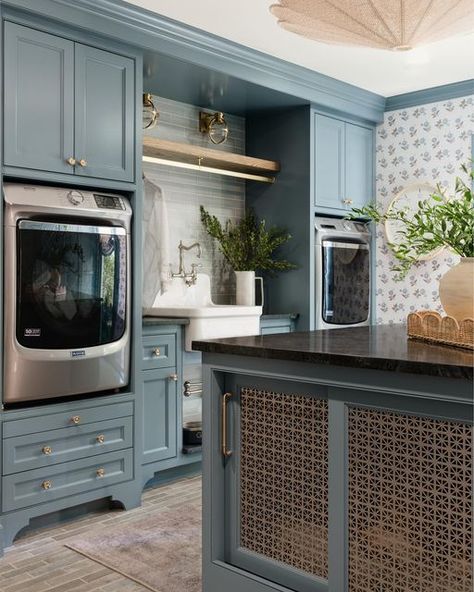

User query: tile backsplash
[375,95,474,324]
[143,95,245,304]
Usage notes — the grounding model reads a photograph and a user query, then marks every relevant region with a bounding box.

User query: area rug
[64,501,201,592]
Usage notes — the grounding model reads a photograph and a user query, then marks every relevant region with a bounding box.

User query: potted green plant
[200,206,296,306]
[350,164,474,320]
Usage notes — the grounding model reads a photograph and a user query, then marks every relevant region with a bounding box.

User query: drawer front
[2,449,133,512]
[3,401,133,439]
[142,334,176,370]
[3,417,133,475]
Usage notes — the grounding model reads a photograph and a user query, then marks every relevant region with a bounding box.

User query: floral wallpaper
[375,95,474,324]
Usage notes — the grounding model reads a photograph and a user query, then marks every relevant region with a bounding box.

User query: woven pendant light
[270,0,474,50]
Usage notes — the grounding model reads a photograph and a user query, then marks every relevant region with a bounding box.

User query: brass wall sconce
[199,111,229,145]
[142,93,159,129]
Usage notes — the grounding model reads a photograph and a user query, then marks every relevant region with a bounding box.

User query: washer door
[17,220,127,349]
[321,240,370,325]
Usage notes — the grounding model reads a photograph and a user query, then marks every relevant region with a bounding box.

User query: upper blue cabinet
[4,22,135,182]
[314,112,374,215]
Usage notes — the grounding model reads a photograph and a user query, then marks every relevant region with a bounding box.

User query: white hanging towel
[142,177,171,308]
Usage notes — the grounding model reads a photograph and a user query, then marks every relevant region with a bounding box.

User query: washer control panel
[93,193,125,210]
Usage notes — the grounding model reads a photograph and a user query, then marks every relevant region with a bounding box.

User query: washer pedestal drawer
[2,449,133,512]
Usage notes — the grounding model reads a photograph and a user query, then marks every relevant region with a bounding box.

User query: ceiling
[125,0,473,97]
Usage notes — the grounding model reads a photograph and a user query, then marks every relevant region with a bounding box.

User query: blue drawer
[142,334,176,370]
[2,449,133,512]
[3,401,133,438]
[3,417,133,475]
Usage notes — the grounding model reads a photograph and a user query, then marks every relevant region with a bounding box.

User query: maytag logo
[71,350,86,358]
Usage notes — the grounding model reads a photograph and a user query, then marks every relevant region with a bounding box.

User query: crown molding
[385,80,474,111]
[1,0,385,122]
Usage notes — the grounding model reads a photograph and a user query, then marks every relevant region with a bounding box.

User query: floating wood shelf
[143,136,280,183]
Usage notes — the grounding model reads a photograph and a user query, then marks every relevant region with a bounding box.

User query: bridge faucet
[172,241,202,285]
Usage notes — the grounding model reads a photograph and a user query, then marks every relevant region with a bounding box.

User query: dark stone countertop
[193,324,473,380]
[142,316,189,326]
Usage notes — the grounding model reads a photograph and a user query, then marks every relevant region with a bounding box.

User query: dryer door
[16,220,127,349]
[321,240,370,325]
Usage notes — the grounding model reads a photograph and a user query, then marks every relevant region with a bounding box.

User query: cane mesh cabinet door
[224,380,329,592]
[3,22,74,174]
[347,407,472,592]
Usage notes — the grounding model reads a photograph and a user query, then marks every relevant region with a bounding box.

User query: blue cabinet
[3,22,75,174]
[142,368,178,465]
[3,21,135,182]
[314,113,373,214]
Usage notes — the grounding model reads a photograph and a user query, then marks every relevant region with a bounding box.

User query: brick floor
[0,474,202,592]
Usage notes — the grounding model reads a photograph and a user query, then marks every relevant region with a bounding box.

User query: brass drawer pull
[152,347,161,357]
[221,392,233,458]
[66,156,76,166]
[41,480,52,490]
[78,159,88,167]
[342,198,353,205]
[96,468,105,478]
[71,416,81,425]
[169,373,178,382]
[42,446,53,455]
[96,434,105,444]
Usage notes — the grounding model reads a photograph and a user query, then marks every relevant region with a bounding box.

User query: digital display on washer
[94,193,124,210]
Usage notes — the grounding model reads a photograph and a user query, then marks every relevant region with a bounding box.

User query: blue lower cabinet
[3,417,133,474]
[142,368,178,465]
[3,449,133,512]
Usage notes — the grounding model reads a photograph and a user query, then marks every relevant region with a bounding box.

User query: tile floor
[0,474,202,592]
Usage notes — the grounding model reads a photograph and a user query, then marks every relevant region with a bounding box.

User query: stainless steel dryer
[3,183,132,404]
[315,216,371,330]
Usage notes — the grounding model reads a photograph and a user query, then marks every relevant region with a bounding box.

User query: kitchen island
[193,325,473,592]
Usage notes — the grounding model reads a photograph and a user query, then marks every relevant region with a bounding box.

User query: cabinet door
[142,368,178,465]
[3,22,74,174]
[314,114,345,212]
[344,123,373,211]
[222,376,329,592]
[74,44,135,181]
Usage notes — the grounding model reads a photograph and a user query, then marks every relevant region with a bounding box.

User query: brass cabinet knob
[78,159,88,167]
[71,415,81,425]
[96,434,105,444]
[67,157,76,166]
[169,373,178,382]
[42,446,53,455]
[152,347,161,357]
[41,480,52,490]
[96,468,105,478]
[342,198,353,205]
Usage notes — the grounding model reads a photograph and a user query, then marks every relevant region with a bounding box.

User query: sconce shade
[143,93,159,129]
[199,111,229,145]
[270,0,474,50]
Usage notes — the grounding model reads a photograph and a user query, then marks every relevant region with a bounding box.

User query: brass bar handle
[71,416,81,425]
[41,480,52,490]
[42,446,53,455]
[96,434,105,444]
[221,392,233,458]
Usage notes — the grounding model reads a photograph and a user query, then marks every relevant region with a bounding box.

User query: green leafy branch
[349,164,474,280]
[200,206,296,273]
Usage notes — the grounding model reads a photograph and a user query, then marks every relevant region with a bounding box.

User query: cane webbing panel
[348,407,472,592]
[239,387,328,579]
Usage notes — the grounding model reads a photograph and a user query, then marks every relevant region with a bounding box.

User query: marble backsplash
[374,95,474,324]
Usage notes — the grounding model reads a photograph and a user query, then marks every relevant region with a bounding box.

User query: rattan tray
[407,311,474,350]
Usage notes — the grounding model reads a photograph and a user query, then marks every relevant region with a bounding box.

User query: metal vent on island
[348,407,472,592]
[239,387,329,578]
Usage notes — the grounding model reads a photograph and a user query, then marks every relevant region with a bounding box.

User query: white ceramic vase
[235,271,264,306]
[438,258,474,320]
